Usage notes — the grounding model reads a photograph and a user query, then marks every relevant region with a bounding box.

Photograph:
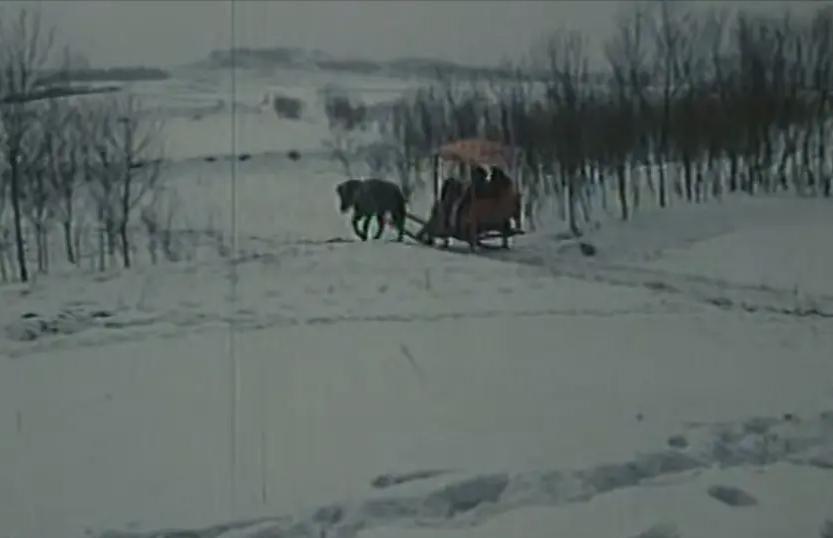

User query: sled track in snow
[254,234,833,321]
[4,300,679,359]
[475,243,833,321]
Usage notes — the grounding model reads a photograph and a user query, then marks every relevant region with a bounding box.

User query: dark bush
[273,95,304,120]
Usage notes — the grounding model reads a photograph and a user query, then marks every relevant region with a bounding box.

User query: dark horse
[335,178,406,241]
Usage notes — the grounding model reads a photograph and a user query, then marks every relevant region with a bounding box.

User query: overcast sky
[5,0,822,69]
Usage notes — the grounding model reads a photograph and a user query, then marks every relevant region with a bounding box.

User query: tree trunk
[726,151,736,192]
[120,171,132,269]
[9,156,28,282]
[659,94,671,208]
[578,174,591,224]
[762,130,774,193]
[682,153,693,202]
[657,159,667,208]
[642,151,655,198]
[74,225,83,268]
[802,128,815,193]
[823,121,832,197]
[63,220,76,265]
[598,166,608,212]
[818,111,829,198]
[711,153,722,199]
[35,225,44,273]
[745,157,757,195]
[617,162,629,221]
[556,163,566,222]
[567,174,579,237]
[106,217,117,264]
[98,210,107,272]
[35,222,49,274]
[43,226,49,273]
[0,232,8,282]
[120,221,130,268]
[147,223,159,265]
[777,133,794,192]
[694,159,703,203]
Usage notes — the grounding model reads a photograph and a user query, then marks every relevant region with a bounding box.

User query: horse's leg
[373,213,385,240]
[394,212,405,242]
[351,214,366,240]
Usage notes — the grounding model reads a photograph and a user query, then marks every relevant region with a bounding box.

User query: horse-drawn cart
[406,138,525,251]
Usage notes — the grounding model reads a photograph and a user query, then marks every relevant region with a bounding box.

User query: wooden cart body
[413,139,525,250]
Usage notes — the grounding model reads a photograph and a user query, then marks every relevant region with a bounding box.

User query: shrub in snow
[272,95,304,120]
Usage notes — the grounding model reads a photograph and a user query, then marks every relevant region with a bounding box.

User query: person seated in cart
[450,165,514,232]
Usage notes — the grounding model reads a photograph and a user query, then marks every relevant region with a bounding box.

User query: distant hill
[202,46,328,70]
[199,46,516,79]
[2,84,120,104]
[38,66,171,85]
[192,47,625,86]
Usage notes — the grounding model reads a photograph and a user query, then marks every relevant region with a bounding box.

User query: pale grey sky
[6,0,822,69]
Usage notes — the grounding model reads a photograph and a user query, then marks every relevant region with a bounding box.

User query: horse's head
[335,179,362,213]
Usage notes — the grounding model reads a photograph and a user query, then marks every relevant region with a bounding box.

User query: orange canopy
[437,138,517,171]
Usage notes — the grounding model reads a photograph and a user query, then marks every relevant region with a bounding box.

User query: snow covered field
[1,66,832,538]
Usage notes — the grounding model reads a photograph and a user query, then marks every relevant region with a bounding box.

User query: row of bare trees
[0,10,165,283]
[328,2,832,236]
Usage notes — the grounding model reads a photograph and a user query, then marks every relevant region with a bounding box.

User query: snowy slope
[1,67,832,538]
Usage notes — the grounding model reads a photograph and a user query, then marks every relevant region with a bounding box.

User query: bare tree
[43,98,83,265]
[387,100,421,199]
[650,0,688,207]
[605,7,652,219]
[808,6,833,196]
[607,3,654,215]
[80,100,120,270]
[102,94,165,268]
[39,47,87,265]
[21,119,52,273]
[542,30,592,236]
[0,8,56,281]
[140,186,182,264]
[706,5,748,194]
[0,167,9,281]
[733,11,784,194]
[492,65,549,225]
